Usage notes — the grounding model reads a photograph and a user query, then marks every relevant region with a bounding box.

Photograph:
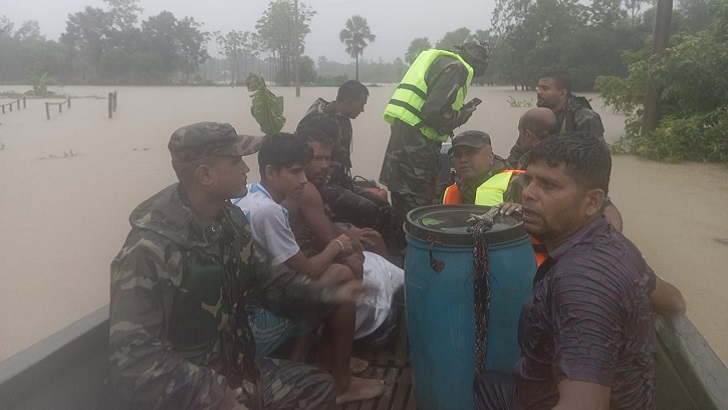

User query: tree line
[0,0,722,94]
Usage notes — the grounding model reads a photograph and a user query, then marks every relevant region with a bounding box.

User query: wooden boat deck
[335,305,417,410]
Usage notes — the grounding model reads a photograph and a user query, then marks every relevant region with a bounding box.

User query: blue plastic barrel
[404,205,537,410]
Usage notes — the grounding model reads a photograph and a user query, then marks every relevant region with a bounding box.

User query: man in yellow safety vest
[378,41,491,249]
[442,130,522,206]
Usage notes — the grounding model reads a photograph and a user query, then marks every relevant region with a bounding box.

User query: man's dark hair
[297,115,341,142]
[258,132,313,178]
[539,71,572,93]
[336,80,368,102]
[523,132,611,195]
[296,126,333,147]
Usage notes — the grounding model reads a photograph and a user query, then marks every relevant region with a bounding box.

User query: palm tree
[339,15,376,82]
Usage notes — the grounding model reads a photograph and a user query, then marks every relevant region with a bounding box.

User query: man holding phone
[379,41,490,250]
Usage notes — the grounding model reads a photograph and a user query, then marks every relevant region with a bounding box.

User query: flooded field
[0,85,726,364]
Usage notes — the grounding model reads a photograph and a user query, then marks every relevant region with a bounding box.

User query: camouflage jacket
[555,95,605,139]
[379,55,474,196]
[507,95,605,167]
[298,98,355,190]
[109,184,336,409]
[419,54,476,136]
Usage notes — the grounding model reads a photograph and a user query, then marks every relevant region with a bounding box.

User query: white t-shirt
[233,183,300,266]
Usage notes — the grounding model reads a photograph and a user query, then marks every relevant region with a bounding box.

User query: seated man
[108,122,367,409]
[296,81,393,240]
[474,133,673,410]
[511,107,624,230]
[285,127,404,347]
[234,132,385,405]
[442,130,521,206]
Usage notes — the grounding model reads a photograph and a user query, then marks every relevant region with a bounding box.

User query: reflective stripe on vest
[383,49,474,142]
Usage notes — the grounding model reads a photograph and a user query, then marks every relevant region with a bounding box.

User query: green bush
[596,2,728,162]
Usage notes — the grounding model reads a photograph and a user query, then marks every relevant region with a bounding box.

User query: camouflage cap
[448,130,492,155]
[168,122,263,163]
[455,40,491,69]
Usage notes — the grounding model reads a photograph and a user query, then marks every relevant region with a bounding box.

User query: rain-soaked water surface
[1,85,726,364]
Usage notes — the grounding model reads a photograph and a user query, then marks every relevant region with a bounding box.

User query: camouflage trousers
[379,120,443,251]
[379,119,443,199]
[390,191,438,251]
[256,357,336,409]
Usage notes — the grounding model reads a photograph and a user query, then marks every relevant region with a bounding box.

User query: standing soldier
[378,41,490,249]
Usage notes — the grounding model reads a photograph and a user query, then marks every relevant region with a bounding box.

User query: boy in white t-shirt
[234,132,384,405]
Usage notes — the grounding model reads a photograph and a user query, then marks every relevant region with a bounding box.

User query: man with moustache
[507,71,604,167]
[282,127,404,349]
[297,81,392,239]
[474,133,657,409]
[108,122,367,409]
[441,130,520,206]
[504,107,624,231]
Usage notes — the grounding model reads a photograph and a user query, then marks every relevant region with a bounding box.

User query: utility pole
[294,0,301,97]
[641,0,673,136]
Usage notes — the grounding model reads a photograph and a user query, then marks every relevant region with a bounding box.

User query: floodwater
[0,85,726,365]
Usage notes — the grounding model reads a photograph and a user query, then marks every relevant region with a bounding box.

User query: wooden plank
[359,367,386,410]
[390,368,412,410]
[375,367,400,410]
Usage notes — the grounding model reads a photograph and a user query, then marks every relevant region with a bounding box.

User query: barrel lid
[404,204,527,246]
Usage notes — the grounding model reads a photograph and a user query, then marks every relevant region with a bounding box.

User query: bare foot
[335,376,385,405]
[350,357,369,375]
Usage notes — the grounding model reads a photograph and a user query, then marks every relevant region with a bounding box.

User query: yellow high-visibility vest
[383,49,474,142]
[442,170,523,205]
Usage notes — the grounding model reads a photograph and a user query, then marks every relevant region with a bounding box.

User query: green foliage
[596,0,728,162]
[435,28,471,51]
[246,73,285,135]
[631,110,728,161]
[256,0,315,86]
[405,38,431,65]
[25,72,59,97]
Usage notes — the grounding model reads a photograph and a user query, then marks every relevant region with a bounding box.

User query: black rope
[471,217,492,374]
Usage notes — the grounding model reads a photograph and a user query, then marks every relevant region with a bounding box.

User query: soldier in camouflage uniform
[507,71,605,167]
[108,122,366,410]
[296,81,393,239]
[378,41,491,249]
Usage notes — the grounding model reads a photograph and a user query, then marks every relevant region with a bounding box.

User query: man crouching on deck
[474,133,657,409]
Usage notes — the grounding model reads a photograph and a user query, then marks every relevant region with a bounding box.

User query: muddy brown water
[1,85,726,364]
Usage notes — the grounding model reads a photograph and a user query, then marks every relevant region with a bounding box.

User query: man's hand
[345,227,378,249]
[332,279,377,305]
[496,202,523,216]
[332,234,354,256]
[220,386,248,410]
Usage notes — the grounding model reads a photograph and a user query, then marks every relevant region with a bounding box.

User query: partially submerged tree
[339,15,375,81]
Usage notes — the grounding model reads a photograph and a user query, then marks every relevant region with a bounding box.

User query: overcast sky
[1,0,497,63]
